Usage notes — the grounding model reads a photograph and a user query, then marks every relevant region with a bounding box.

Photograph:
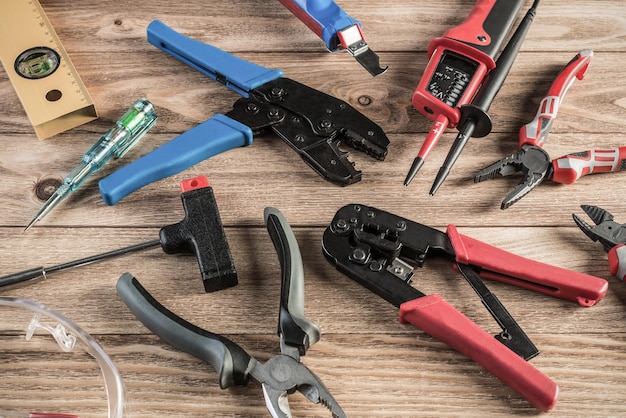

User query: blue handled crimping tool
[278,0,387,76]
[99,20,389,205]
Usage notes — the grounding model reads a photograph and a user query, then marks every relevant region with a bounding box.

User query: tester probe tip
[403,157,424,186]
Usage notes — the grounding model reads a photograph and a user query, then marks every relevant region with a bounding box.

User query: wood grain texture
[0,0,625,416]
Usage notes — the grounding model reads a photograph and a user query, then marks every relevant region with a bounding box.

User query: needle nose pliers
[117,207,345,417]
[475,50,626,209]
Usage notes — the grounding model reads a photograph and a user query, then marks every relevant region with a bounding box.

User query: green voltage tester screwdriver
[24,98,157,232]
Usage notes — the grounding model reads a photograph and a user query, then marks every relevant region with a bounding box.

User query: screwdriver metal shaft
[24,98,157,232]
[0,239,161,289]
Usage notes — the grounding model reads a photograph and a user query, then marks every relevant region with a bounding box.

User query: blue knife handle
[278,0,359,51]
[147,20,283,97]
[99,114,252,205]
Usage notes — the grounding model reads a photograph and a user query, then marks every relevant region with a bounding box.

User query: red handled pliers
[475,50,626,209]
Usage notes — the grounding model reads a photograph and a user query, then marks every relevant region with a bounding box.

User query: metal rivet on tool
[366,211,375,218]
[246,103,259,113]
[319,120,332,130]
[268,108,280,118]
[35,178,62,201]
[335,219,348,232]
[396,221,406,231]
[330,159,337,165]
[351,249,367,262]
[295,134,304,142]
[477,35,487,42]
[369,261,383,272]
[353,205,361,212]
[270,87,284,97]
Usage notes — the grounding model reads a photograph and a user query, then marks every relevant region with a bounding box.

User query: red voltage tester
[405,0,527,186]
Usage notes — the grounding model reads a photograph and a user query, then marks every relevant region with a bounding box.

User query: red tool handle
[551,146,626,184]
[399,294,559,412]
[609,244,626,281]
[520,50,592,148]
[446,225,608,306]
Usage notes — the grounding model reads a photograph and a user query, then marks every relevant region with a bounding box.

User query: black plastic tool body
[160,180,237,292]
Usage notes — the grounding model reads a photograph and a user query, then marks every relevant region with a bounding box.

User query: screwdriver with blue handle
[24,98,157,232]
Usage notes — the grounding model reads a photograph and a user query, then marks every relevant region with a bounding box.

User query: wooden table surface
[1,0,626,416]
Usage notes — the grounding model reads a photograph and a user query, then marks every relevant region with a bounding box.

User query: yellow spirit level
[0,0,97,139]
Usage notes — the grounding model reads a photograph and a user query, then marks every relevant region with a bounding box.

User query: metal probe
[0,239,161,289]
[429,0,540,195]
[24,98,157,232]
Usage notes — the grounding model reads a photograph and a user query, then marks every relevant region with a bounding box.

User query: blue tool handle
[147,20,283,97]
[99,114,252,205]
[278,0,359,51]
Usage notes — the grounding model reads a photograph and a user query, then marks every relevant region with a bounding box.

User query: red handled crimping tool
[405,0,537,190]
[99,21,389,206]
[574,205,626,281]
[475,50,626,209]
[117,208,346,417]
[278,0,387,76]
[322,204,610,411]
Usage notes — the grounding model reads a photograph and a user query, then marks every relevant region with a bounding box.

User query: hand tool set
[1,0,623,416]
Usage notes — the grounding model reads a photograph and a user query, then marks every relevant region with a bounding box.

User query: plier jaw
[336,24,388,77]
[573,205,626,281]
[474,144,551,209]
[572,205,623,252]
